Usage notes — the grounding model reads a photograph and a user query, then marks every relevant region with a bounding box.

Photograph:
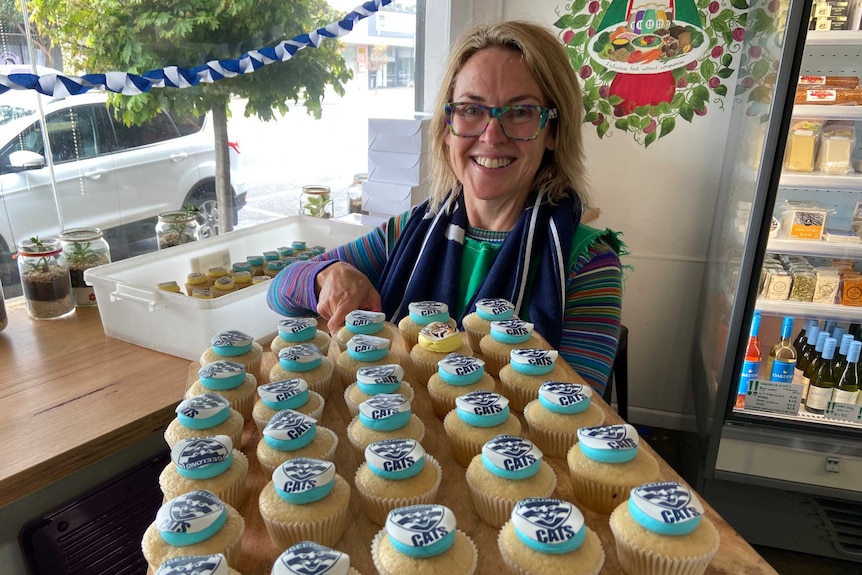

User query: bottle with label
[831,326,846,347]
[794,324,820,386]
[766,316,797,383]
[792,319,812,360]
[831,333,856,380]
[805,336,837,414]
[849,323,861,339]
[832,340,861,405]
[802,330,829,400]
[737,311,762,408]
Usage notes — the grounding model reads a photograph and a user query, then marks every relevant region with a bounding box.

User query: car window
[173,113,205,137]
[110,110,181,150]
[45,106,101,163]
[0,120,42,174]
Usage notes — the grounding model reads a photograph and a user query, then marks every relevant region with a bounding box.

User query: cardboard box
[368,149,429,186]
[362,180,426,217]
[368,118,430,154]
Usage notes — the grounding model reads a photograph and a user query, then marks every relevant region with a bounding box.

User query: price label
[824,402,862,423]
[743,380,803,415]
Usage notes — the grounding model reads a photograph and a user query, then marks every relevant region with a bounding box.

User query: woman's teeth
[473,157,513,169]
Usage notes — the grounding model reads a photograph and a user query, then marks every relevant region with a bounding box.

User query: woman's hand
[315,261,383,332]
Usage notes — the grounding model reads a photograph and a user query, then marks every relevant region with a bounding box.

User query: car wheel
[188,184,238,239]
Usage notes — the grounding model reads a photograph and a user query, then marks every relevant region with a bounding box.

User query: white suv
[0,89,247,292]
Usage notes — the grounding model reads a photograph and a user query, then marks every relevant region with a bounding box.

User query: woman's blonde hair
[428,20,589,210]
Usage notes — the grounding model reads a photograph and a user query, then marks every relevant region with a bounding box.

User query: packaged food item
[823,229,861,243]
[779,201,828,240]
[842,273,862,306]
[798,74,859,88]
[788,270,816,302]
[784,120,823,172]
[763,269,793,300]
[795,86,862,105]
[818,121,856,174]
[812,269,840,304]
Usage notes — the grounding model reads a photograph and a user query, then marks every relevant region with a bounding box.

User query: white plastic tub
[85,216,369,360]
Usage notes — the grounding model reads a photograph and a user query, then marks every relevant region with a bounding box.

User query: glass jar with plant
[60,227,111,307]
[16,236,75,320]
[300,185,333,218]
[156,204,202,249]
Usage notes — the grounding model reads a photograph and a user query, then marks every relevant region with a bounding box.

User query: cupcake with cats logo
[397,301,458,351]
[258,458,351,549]
[497,498,605,575]
[336,334,400,388]
[141,490,245,571]
[610,482,719,575]
[344,364,415,418]
[159,435,249,510]
[371,504,478,575]
[426,354,496,420]
[479,319,549,378]
[442,390,522,467]
[270,343,335,399]
[347,393,426,455]
[200,330,263,382]
[498,349,569,412]
[186,361,257,421]
[465,435,557,528]
[156,553,242,575]
[567,424,660,514]
[271,317,331,356]
[334,310,395,353]
[409,322,473,385]
[253,378,325,434]
[355,438,443,525]
[165,393,243,451]
[524,382,605,458]
[256,409,338,477]
[462,298,515,355]
[272,541,363,575]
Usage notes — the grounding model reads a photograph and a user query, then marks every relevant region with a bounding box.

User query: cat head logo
[461,390,501,407]
[388,504,445,533]
[368,438,418,462]
[268,409,315,431]
[365,393,407,411]
[581,424,629,441]
[514,498,574,530]
[281,458,333,482]
[485,435,534,459]
[634,482,692,510]
[278,541,346,575]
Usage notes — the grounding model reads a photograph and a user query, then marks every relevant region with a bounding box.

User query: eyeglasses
[444,102,558,140]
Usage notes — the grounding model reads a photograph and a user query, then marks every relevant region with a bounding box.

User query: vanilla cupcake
[567,424,661,514]
[272,541,363,575]
[479,319,549,378]
[271,317,331,356]
[200,330,264,383]
[252,378,325,434]
[159,435,249,509]
[442,390,522,467]
[186,361,257,421]
[165,393,244,451]
[355,438,443,525]
[610,482,719,575]
[498,498,605,575]
[335,334,400,387]
[524,382,605,458]
[257,409,338,477]
[409,322,473,385]
[141,490,245,571]
[185,272,212,295]
[462,298,515,355]
[156,553,242,575]
[344,364,415,418]
[426,354,496,420]
[465,435,557,528]
[346,393,426,455]
[259,458,351,549]
[270,344,335,399]
[498,349,570,413]
[372,504,477,575]
[397,301,458,351]
[334,310,396,353]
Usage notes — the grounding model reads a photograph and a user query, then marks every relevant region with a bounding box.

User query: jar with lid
[348,172,368,215]
[299,185,333,218]
[156,210,201,249]
[17,237,75,320]
[60,227,111,307]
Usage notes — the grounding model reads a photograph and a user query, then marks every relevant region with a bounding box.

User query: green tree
[30,0,353,234]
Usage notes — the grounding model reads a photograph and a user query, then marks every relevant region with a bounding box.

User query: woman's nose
[480,115,509,144]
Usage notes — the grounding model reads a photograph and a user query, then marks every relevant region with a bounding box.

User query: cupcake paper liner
[356,456,443,525]
[427,385,458,421]
[463,328,486,359]
[569,471,642,515]
[370,527,478,575]
[444,430,485,468]
[479,351,508,380]
[466,465,557,528]
[344,382,415,419]
[261,498,350,549]
[408,354,439,387]
[160,452,249,510]
[257,426,339,478]
[497,377,540,413]
[252,390,326,435]
[269,361,334,399]
[523,403,606,459]
[497,522,605,575]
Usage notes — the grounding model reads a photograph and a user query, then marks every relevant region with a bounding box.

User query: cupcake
[567,424,661,514]
[156,553,242,575]
[252,378,325,434]
[257,409,339,477]
[165,393,244,451]
[269,344,335,399]
[479,319,550,378]
[344,364,415,418]
[186,361,257,421]
[355,438,443,525]
[442,390,522,467]
[465,435,557,528]
[211,276,237,297]
[498,498,605,575]
[271,317,332,356]
[200,330,264,383]
[498,349,570,413]
[272,541,363,575]
[159,435,249,509]
[462,298,515,355]
[247,255,265,276]
[335,334,400,388]
[609,481,719,575]
[524,382,605,458]
[185,272,212,295]
[371,504,477,575]
[427,354,496,420]
[141,490,245,571]
[346,393,426,455]
[259,458,351,549]
[397,301,458,351]
[409,322,473,385]
[334,310,396,353]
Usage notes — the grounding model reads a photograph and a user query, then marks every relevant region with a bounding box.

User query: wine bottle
[737,311,762,408]
[832,333,856,380]
[831,326,846,346]
[832,340,861,405]
[805,337,837,414]
[802,330,829,401]
[792,319,812,360]
[849,323,861,339]
[794,324,820,385]
[767,316,797,383]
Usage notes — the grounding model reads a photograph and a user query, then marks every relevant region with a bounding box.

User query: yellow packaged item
[783,119,823,172]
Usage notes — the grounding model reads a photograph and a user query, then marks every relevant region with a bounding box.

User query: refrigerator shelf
[791,105,862,120]
[732,405,862,430]
[756,298,862,321]
[805,30,862,46]
[767,238,862,257]
[780,172,862,190]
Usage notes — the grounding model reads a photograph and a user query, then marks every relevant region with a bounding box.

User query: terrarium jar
[17,237,75,320]
[300,185,333,218]
[156,210,201,249]
[348,172,368,215]
[60,227,111,307]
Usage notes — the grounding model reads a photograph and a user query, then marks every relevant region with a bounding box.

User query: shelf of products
[756,299,862,321]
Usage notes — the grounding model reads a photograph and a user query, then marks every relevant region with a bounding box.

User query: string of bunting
[0,0,392,98]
